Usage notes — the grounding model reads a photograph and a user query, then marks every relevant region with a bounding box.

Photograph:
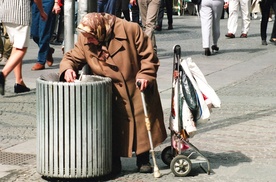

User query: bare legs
[2,47,28,86]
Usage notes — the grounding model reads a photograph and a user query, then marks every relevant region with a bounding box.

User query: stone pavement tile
[0,165,21,179]
[3,139,36,155]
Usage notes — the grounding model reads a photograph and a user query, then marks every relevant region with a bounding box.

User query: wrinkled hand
[136,79,148,91]
[64,69,77,82]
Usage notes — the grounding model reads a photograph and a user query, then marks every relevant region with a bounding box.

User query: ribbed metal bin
[36,75,112,178]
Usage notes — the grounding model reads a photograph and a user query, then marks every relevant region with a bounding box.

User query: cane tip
[154,170,161,178]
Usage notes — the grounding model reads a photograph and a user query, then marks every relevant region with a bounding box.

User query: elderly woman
[59,13,167,175]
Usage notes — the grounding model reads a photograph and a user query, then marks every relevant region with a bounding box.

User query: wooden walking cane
[137,81,161,178]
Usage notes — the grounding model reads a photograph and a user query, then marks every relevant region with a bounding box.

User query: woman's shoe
[211,45,219,53]
[204,48,211,56]
[0,71,5,95]
[14,84,30,93]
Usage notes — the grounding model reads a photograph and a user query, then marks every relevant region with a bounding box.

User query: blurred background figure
[130,0,140,24]
[98,0,117,14]
[259,0,276,45]
[31,0,62,71]
[199,0,224,56]
[0,23,12,66]
[156,0,173,31]
[225,0,251,38]
[50,0,64,46]
[135,0,161,52]
[0,0,47,95]
[116,0,130,21]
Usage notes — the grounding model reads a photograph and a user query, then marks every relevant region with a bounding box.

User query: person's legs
[270,2,276,40]
[212,0,224,46]
[131,2,140,24]
[240,0,251,35]
[37,0,55,66]
[3,26,12,59]
[122,0,130,21]
[200,3,212,49]
[97,0,107,12]
[136,151,152,173]
[227,0,240,35]
[142,0,161,51]
[115,0,123,18]
[166,0,173,29]
[157,0,165,29]
[1,47,26,81]
[260,0,270,41]
[138,0,148,28]
[104,0,117,14]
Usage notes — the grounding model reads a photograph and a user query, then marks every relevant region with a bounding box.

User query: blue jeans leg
[31,0,55,65]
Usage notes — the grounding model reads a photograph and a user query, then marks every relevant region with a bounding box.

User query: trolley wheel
[170,155,192,177]
[161,146,177,166]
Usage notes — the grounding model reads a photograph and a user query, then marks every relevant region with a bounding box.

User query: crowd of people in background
[1,0,276,86]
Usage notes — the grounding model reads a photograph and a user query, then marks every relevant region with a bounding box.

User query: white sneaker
[0,57,8,66]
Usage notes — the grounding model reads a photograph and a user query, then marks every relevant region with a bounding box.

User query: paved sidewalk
[1,14,276,182]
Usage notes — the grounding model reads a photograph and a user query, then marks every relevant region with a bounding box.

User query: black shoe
[204,48,211,56]
[111,157,122,176]
[168,24,173,30]
[0,71,5,95]
[211,45,219,53]
[138,162,152,173]
[14,84,30,93]
[136,151,152,173]
[262,40,268,45]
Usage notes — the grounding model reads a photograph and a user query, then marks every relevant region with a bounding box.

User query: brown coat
[59,18,167,157]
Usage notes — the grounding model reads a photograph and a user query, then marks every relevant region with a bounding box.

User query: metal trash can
[36,75,112,178]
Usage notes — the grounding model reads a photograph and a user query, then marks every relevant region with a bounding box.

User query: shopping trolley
[161,45,211,177]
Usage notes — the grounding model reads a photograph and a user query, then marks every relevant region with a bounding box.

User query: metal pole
[77,0,88,25]
[64,0,75,52]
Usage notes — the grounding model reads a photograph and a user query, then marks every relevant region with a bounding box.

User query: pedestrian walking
[31,0,62,71]
[0,0,47,95]
[134,0,161,52]
[199,0,224,56]
[115,0,131,21]
[259,0,276,45]
[156,0,173,31]
[225,0,251,38]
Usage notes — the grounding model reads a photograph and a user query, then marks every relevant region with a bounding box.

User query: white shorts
[3,23,30,49]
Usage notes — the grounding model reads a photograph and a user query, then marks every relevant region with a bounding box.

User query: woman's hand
[64,69,77,82]
[136,79,148,91]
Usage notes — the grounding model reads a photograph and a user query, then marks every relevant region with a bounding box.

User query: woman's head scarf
[77,12,116,44]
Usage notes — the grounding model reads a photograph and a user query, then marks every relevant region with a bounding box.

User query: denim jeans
[97,0,117,14]
[31,0,55,65]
